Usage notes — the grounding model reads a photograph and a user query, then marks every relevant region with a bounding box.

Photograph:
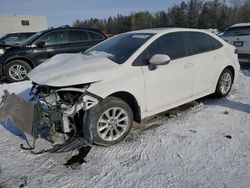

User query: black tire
[215,68,233,98]
[86,97,133,146]
[5,60,32,82]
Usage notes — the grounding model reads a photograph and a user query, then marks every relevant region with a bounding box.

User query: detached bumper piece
[0,90,90,154]
[0,90,40,137]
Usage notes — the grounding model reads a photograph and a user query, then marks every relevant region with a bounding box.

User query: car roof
[128,27,209,35]
[230,22,250,28]
[5,32,36,35]
[41,27,105,35]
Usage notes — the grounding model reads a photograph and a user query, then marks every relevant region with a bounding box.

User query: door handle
[184,62,193,68]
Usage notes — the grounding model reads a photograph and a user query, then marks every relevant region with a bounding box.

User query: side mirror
[148,54,171,70]
[35,41,45,47]
[149,54,171,65]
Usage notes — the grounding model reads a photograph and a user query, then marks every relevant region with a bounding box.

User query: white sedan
[0,28,240,150]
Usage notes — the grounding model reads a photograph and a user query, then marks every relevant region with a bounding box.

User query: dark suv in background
[0,27,108,82]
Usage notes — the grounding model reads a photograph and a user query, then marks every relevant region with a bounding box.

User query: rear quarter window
[209,35,223,50]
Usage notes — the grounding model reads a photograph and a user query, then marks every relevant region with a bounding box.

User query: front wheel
[215,68,233,97]
[86,97,133,146]
[5,60,32,82]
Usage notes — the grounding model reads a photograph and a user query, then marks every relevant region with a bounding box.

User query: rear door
[65,29,90,53]
[186,32,223,96]
[65,29,105,53]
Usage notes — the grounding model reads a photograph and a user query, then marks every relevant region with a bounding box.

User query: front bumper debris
[0,90,40,137]
[0,90,90,153]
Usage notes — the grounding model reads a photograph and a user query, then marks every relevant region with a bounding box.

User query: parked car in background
[221,23,250,63]
[0,28,240,151]
[0,27,108,82]
[0,32,36,45]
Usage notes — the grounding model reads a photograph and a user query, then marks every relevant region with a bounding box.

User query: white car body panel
[28,28,240,120]
[142,57,193,112]
[191,48,223,96]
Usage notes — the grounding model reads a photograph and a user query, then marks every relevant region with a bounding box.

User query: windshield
[20,31,43,46]
[223,26,250,37]
[84,33,154,64]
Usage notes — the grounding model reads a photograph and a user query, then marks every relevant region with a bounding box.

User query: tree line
[72,0,250,34]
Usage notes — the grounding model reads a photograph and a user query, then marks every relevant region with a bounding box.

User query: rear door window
[187,32,211,55]
[186,32,222,55]
[67,30,89,42]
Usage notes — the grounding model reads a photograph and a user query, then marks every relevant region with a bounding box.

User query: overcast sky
[0,0,188,27]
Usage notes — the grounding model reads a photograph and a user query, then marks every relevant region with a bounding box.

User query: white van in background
[221,23,250,63]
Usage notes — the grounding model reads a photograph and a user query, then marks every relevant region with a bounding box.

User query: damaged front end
[0,83,100,153]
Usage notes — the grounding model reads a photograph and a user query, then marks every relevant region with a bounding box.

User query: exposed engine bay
[0,83,100,153]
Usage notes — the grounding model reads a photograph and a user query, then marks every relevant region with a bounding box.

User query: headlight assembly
[0,48,5,56]
[44,93,58,106]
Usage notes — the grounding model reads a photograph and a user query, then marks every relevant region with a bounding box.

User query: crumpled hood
[28,53,120,87]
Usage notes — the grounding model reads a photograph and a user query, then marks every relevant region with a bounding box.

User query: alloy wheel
[97,107,129,141]
[219,72,232,95]
[8,64,27,81]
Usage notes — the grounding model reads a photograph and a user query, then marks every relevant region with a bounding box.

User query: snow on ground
[0,68,250,188]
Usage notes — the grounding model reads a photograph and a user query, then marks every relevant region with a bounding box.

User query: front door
[32,30,67,65]
[141,32,194,112]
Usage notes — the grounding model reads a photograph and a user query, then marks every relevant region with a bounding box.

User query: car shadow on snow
[242,70,250,77]
[240,62,250,77]
[202,98,250,114]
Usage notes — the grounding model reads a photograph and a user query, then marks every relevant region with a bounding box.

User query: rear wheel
[5,60,32,82]
[86,97,133,146]
[215,68,233,97]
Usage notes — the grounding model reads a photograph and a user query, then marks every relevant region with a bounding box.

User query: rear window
[223,26,250,37]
